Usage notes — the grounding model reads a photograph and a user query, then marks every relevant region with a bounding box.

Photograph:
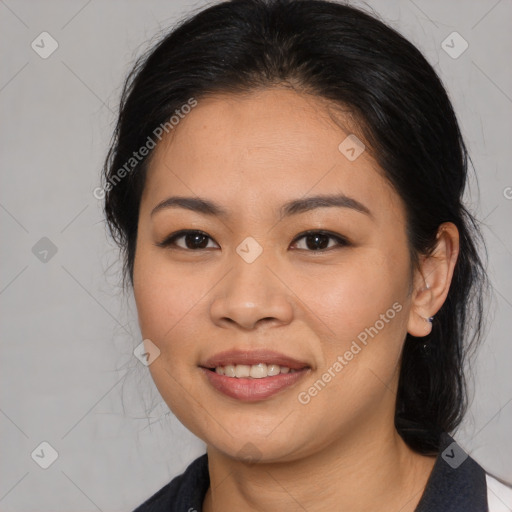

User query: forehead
[142,88,402,222]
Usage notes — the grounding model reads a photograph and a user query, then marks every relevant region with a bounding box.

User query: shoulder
[416,433,511,512]
[486,473,512,512]
[132,453,209,512]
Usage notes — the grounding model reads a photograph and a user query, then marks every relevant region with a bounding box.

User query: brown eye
[291,230,349,251]
[156,230,219,250]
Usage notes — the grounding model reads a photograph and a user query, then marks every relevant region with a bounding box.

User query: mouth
[199,349,311,401]
[205,363,304,378]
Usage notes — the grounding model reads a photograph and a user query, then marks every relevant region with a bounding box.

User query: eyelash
[155,229,350,252]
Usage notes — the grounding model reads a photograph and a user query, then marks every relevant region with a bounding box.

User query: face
[133,88,417,462]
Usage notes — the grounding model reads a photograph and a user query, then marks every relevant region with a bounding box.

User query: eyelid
[290,229,350,250]
[156,229,350,251]
[155,229,219,249]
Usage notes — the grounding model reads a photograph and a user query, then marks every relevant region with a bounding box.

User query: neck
[202,424,436,512]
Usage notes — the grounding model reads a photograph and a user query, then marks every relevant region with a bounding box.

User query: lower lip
[200,367,309,402]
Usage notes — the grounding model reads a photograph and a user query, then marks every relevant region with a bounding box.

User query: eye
[290,230,350,251]
[156,230,219,250]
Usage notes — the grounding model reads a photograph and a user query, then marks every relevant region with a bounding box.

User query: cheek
[294,250,411,410]
[133,249,209,430]
[133,246,198,348]
[295,251,409,339]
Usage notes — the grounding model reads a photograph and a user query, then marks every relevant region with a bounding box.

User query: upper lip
[200,349,310,370]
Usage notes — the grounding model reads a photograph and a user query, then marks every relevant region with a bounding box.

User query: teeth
[250,363,267,378]
[235,364,251,378]
[267,364,281,376]
[213,363,299,378]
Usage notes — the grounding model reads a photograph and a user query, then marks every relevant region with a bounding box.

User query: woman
[102,0,511,510]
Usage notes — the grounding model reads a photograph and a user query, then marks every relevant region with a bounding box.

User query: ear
[407,222,460,337]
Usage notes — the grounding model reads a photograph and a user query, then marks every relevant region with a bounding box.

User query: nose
[209,254,294,331]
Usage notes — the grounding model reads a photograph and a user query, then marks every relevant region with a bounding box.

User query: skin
[133,87,460,512]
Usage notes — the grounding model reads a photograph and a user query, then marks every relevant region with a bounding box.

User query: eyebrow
[150,193,372,219]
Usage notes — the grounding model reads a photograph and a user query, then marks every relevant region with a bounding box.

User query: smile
[211,363,299,378]
[200,365,310,401]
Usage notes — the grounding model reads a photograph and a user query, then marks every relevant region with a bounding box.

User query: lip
[199,349,311,402]
[200,349,310,370]
[200,367,310,402]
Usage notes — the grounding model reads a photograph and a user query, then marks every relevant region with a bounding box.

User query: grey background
[1,0,511,510]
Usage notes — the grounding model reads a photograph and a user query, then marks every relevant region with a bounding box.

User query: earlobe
[407,280,435,337]
[407,222,460,338]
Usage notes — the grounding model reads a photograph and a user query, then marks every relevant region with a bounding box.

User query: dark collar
[415,432,488,511]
